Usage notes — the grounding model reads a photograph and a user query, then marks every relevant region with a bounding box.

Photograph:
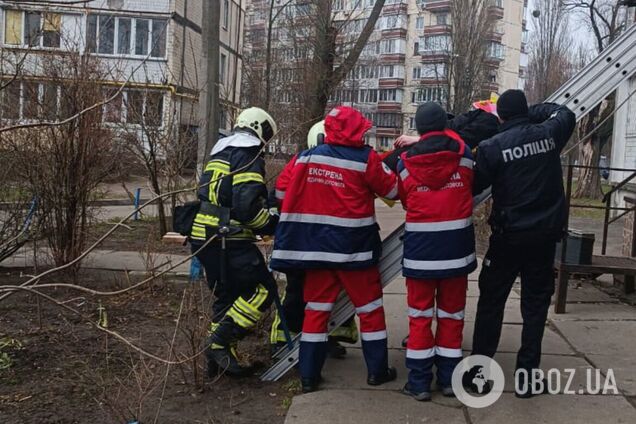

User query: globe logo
[452,355,505,408]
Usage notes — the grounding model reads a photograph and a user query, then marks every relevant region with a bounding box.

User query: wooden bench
[555,255,636,313]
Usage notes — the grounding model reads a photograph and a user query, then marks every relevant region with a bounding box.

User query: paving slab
[549,321,636,355]
[493,353,594,393]
[462,323,575,356]
[285,390,466,424]
[586,354,636,397]
[468,281,520,299]
[550,320,636,395]
[549,303,636,322]
[468,393,636,424]
[550,282,616,303]
[320,347,407,391]
[465,298,523,324]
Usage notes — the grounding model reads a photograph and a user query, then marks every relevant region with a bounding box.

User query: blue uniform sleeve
[528,103,576,152]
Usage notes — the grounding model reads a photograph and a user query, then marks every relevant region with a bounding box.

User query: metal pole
[133,188,141,221]
[198,0,221,172]
[555,163,573,314]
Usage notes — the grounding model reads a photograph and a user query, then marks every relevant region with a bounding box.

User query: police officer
[270,121,359,357]
[191,107,280,377]
[471,89,576,397]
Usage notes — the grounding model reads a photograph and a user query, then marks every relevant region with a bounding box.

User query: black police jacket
[473,103,576,239]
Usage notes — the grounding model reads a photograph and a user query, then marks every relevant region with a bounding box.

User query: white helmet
[234,107,278,143]
[307,120,325,148]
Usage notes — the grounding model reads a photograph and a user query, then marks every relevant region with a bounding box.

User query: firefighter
[270,106,399,393]
[191,107,280,377]
[395,102,476,401]
[270,121,359,358]
[471,89,576,398]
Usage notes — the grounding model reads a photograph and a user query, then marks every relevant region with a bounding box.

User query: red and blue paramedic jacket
[397,129,477,279]
[270,107,399,270]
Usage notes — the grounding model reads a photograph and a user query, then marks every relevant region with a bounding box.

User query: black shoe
[515,377,549,399]
[301,375,323,393]
[367,366,398,386]
[441,386,455,397]
[401,336,409,348]
[206,346,253,378]
[402,383,432,401]
[327,338,347,359]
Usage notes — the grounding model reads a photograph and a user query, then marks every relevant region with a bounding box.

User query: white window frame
[87,14,168,59]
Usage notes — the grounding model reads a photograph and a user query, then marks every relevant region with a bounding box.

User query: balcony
[423,1,451,12]
[488,4,505,20]
[378,78,405,88]
[382,0,408,14]
[424,24,451,35]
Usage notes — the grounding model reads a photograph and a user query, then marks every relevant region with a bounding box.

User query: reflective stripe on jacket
[191,132,277,241]
[397,129,476,279]
[270,143,398,270]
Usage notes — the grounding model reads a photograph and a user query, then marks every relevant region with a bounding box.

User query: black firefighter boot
[206,318,253,378]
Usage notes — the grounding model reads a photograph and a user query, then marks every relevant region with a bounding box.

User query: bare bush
[0,52,122,269]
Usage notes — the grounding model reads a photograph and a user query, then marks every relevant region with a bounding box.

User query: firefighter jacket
[397,129,477,279]
[190,132,278,242]
[270,106,399,271]
[473,103,576,240]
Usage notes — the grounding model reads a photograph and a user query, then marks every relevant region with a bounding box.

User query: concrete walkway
[284,204,636,424]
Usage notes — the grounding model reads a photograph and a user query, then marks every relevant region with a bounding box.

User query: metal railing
[563,163,636,255]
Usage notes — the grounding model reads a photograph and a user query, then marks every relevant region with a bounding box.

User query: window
[0,81,63,121]
[223,0,230,29]
[421,35,451,53]
[135,19,149,55]
[118,90,164,127]
[412,66,421,80]
[411,86,448,104]
[379,89,403,102]
[3,11,62,48]
[0,82,20,120]
[413,41,419,55]
[409,117,416,130]
[117,18,131,54]
[25,12,41,47]
[99,15,115,54]
[151,19,167,57]
[380,38,405,54]
[421,63,446,78]
[42,13,61,47]
[416,17,424,30]
[87,15,167,58]
[488,42,505,59]
[4,9,22,45]
[436,13,448,26]
[374,113,401,128]
[379,137,392,150]
[220,53,227,84]
[103,89,123,123]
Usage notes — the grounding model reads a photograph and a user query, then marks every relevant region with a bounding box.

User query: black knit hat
[497,89,529,120]
[415,102,447,135]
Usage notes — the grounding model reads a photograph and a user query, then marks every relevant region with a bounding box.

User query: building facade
[244,0,527,151]
[0,0,244,133]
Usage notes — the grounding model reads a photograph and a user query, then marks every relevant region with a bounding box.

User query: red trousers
[406,276,468,360]
[302,267,387,342]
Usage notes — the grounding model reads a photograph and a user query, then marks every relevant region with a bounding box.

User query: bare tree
[119,91,198,237]
[563,0,628,198]
[446,0,497,114]
[525,0,575,103]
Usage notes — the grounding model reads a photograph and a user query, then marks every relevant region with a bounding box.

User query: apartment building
[0,0,244,133]
[244,0,527,151]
